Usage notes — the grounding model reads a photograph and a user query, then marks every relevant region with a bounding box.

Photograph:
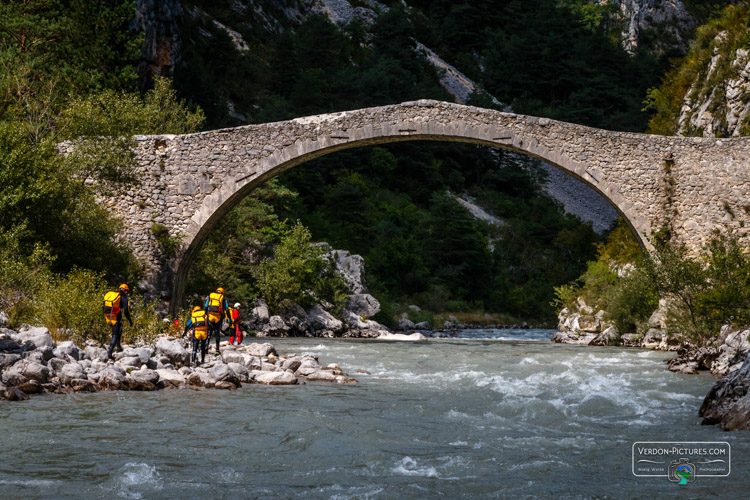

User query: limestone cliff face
[135,0,184,90]
[678,38,750,138]
[598,0,695,53]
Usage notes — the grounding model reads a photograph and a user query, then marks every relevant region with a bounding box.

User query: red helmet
[119,284,129,293]
[216,287,225,294]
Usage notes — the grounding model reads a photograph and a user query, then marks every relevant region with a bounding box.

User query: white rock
[253,370,298,385]
[376,332,426,342]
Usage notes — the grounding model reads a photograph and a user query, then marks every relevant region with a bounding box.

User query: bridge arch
[115,100,750,312]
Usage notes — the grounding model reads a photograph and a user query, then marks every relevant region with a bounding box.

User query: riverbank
[0,324,356,401]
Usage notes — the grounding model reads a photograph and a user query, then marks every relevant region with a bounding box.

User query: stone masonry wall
[102,100,750,310]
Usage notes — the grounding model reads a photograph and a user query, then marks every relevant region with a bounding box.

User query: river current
[1,329,747,498]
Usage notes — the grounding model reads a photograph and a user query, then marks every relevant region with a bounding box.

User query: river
[1,329,747,498]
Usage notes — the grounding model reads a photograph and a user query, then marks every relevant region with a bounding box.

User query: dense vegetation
[0,1,202,340]
[646,2,750,136]
[555,223,750,343]
[1,0,745,339]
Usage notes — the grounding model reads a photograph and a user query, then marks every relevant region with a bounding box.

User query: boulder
[221,350,245,365]
[253,370,298,385]
[711,326,750,376]
[128,369,160,391]
[5,386,29,401]
[414,321,431,330]
[187,370,213,388]
[99,366,127,390]
[0,339,23,354]
[552,330,597,345]
[642,329,665,349]
[260,361,278,371]
[15,359,49,384]
[155,338,190,367]
[344,294,380,318]
[209,363,239,387]
[307,306,343,333]
[295,358,321,377]
[250,299,270,326]
[214,380,237,390]
[118,356,143,368]
[59,363,87,385]
[14,326,54,350]
[397,318,415,331]
[589,326,620,346]
[47,357,68,377]
[71,378,98,392]
[573,315,600,333]
[280,357,302,372]
[156,369,185,388]
[648,299,670,330]
[245,343,277,358]
[0,353,21,370]
[267,315,290,335]
[17,379,43,394]
[228,362,250,382]
[53,341,82,361]
[322,248,368,293]
[120,347,154,365]
[38,345,54,362]
[0,311,8,326]
[129,369,160,386]
[86,345,109,362]
[306,370,337,382]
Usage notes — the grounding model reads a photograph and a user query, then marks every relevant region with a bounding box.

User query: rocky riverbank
[0,324,356,402]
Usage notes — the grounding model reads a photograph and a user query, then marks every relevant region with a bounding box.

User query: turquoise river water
[1,329,748,498]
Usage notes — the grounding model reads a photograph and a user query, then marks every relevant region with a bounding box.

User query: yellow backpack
[103,291,121,326]
[191,309,208,340]
[207,292,224,323]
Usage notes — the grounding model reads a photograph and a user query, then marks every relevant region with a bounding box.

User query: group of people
[182,287,244,365]
[103,284,244,365]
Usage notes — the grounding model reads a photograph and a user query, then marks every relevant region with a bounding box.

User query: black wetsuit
[108,293,132,358]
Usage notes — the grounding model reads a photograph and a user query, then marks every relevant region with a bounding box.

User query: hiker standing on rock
[183,306,209,365]
[205,287,232,357]
[229,303,242,345]
[103,284,132,360]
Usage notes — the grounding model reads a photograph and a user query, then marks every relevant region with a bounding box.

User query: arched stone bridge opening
[107,100,750,313]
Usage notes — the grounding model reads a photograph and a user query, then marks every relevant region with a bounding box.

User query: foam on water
[114,463,162,499]
[392,457,440,478]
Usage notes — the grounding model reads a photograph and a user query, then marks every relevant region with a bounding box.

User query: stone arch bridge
[103,100,750,313]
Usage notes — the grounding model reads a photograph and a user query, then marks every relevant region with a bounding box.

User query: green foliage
[186,179,296,306]
[151,223,181,257]
[58,76,204,191]
[33,268,109,345]
[255,221,347,313]
[604,266,658,334]
[642,232,750,341]
[646,3,750,135]
[594,218,644,265]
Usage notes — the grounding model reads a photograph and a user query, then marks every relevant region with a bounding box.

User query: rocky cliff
[599,0,695,53]
[678,34,750,138]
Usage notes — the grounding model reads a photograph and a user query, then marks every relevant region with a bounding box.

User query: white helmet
[234,303,241,309]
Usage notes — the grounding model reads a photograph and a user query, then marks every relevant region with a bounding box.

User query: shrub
[256,221,347,313]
